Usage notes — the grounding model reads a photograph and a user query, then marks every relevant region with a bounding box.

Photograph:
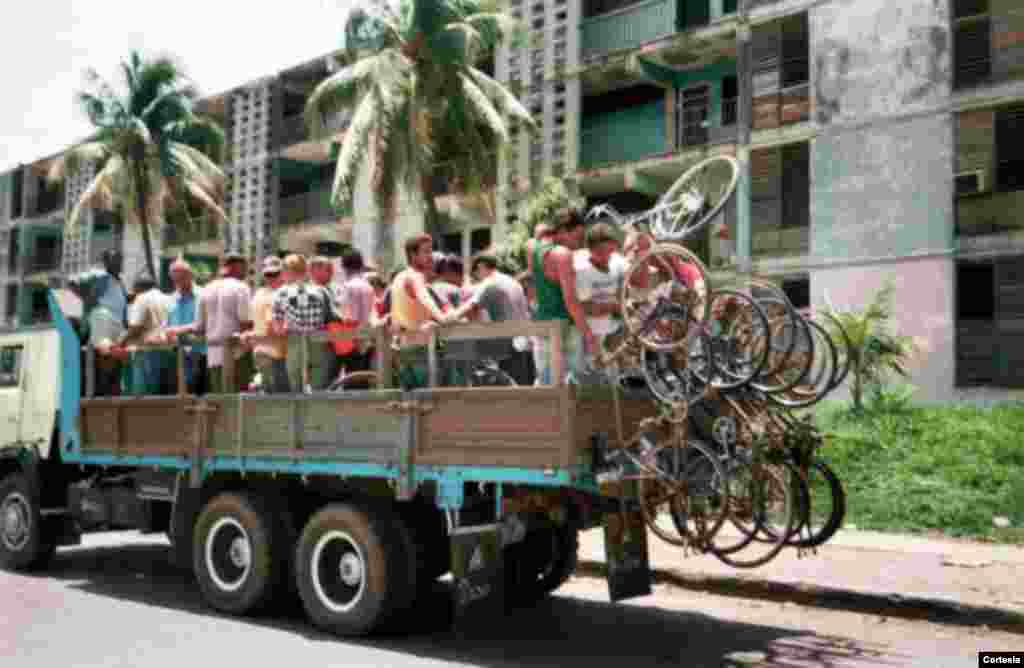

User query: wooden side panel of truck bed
[78,386,656,473]
[415,385,656,470]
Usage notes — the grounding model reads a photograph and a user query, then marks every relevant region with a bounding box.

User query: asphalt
[576,521,1024,633]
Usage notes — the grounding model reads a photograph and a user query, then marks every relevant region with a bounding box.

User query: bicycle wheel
[651,155,740,241]
[710,459,795,569]
[638,439,730,550]
[819,312,853,392]
[752,310,815,396]
[640,334,716,407]
[789,459,846,548]
[766,318,836,409]
[692,289,770,391]
[621,244,710,352]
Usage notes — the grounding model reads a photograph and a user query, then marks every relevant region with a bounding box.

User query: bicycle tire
[692,289,771,391]
[710,462,795,569]
[652,155,740,241]
[789,459,846,548]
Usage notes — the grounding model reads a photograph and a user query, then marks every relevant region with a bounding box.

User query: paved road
[1,533,1018,667]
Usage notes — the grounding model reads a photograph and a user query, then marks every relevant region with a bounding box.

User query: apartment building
[0,0,1020,400]
[491,0,1024,401]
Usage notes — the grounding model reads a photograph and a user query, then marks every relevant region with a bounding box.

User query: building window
[751,13,810,130]
[722,75,739,126]
[995,105,1024,192]
[676,84,711,148]
[750,142,810,257]
[0,345,22,387]
[953,0,992,89]
[955,257,1024,388]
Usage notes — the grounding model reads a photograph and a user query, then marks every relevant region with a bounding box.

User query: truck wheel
[507,525,579,605]
[192,492,286,615]
[0,474,56,571]
[294,503,413,637]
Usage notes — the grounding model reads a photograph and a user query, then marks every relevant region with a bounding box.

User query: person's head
[438,254,464,285]
[222,251,248,280]
[534,222,554,240]
[471,254,499,282]
[366,272,386,296]
[341,250,365,275]
[404,234,434,273]
[586,223,621,271]
[624,227,653,256]
[169,257,194,292]
[261,256,285,289]
[283,254,307,283]
[309,256,333,286]
[553,207,585,250]
[101,249,123,276]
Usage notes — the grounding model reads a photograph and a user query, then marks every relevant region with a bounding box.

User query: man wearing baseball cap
[241,256,290,393]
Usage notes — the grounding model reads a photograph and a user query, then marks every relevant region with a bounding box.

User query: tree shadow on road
[31,540,905,668]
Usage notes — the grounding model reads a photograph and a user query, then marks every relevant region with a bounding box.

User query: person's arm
[236,284,253,332]
[407,273,447,323]
[270,290,288,337]
[446,284,485,322]
[555,249,594,350]
[118,297,146,345]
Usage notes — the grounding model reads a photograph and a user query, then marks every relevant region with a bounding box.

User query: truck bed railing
[80,320,566,398]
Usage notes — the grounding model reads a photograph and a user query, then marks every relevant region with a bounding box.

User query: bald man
[165,257,208,394]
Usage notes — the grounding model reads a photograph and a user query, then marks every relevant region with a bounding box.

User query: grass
[813,400,1024,543]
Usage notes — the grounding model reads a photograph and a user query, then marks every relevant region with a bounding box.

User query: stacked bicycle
[592,155,852,568]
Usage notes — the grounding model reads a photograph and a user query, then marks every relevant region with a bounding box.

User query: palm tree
[822,281,919,413]
[50,51,227,280]
[305,0,535,263]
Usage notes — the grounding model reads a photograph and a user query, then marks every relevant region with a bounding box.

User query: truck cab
[0,326,60,455]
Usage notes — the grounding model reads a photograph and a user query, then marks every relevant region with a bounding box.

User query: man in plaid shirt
[270,254,341,392]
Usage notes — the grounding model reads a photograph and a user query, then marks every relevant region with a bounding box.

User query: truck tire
[0,474,56,571]
[506,524,578,605]
[192,492,288,616]
[294,503,414,637]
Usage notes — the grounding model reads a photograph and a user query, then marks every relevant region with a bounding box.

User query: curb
[575,560,1024,634]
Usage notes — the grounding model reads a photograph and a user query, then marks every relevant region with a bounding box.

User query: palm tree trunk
[133,161,158,280]
[420,173,442,241]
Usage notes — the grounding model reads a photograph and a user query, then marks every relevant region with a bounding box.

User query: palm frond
[178,176,229,224]
[332,89,381,208]
[66,155,127,229]
[466,67,536,130]
[304,54,386,137]
[458,73,507,143]
[167,144,226,198]
[48,141,109,183]
[164,116,226,162]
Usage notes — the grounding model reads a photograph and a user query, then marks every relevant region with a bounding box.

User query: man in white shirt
[119,271,173,395]
[573,222,627,384]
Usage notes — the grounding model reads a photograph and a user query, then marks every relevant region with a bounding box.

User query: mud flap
[450,523,505,626]
[601,480,652,602]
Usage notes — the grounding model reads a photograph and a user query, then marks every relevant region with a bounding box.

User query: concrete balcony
[278,110,352,162]
[581,0,677,64]
[279,189,351,227]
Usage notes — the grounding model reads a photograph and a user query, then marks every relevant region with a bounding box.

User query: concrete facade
[2,0,1023,402]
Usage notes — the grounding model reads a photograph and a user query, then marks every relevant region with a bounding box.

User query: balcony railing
[581,0,676,62]
[278,110,353,148]
[279,189,351,226]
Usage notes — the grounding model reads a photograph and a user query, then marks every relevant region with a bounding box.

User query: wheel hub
[1,495,29,550]
[228,537,251,570]
[339,552,362,586]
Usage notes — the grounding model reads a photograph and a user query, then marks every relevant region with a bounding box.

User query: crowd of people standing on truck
[67,206,697,397]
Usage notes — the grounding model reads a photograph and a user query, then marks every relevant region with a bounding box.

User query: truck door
[0,342,25,446]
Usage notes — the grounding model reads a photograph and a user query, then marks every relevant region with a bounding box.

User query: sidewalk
[576,521,1024,631]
